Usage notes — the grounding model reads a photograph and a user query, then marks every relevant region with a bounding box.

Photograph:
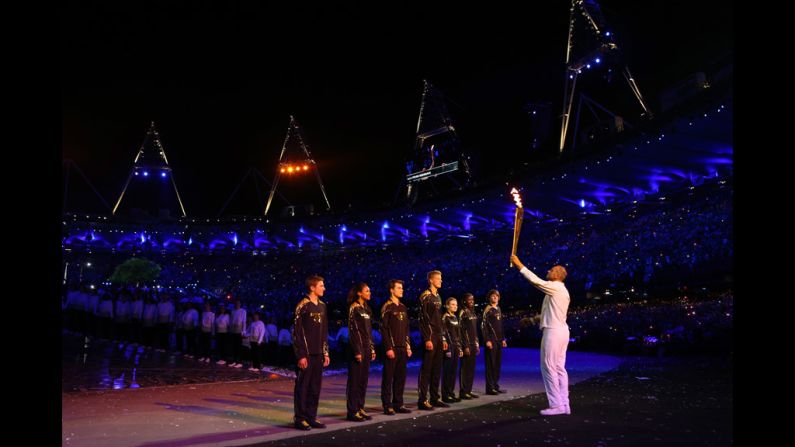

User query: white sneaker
[216,360,226,365]
[198,357,205,362]
[204,358,210,363]
[540,406,568,416]
[248,367,259,372]
[233,363,243,368]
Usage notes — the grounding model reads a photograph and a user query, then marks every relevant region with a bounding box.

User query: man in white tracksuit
[511,255,571,416]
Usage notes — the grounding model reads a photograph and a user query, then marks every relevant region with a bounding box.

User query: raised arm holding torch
[510,188,523,267]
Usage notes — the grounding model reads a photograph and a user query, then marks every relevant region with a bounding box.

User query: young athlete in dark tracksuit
[482,289,507,395]
[441,297,464,403]
[293,275,330,431]
[346,283,376,422]
[418,270,448,410]
[380,280,413,415]
[458,292,480,399]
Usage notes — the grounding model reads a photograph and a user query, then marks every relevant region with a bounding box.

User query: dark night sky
[61,1,732,217]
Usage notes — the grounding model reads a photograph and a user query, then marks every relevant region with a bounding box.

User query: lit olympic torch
[510,187,524,267]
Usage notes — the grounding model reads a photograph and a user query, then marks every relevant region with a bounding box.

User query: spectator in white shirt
[156,294,175,352]
[266,316,279,361]
[278,325,293,365]
[174,303,186,354]
[182,303,199,358]
[229,300,247,367]
[142,294,159,349]
[249,312,266,371]
[199,302,215,363]
[215,306,230,365]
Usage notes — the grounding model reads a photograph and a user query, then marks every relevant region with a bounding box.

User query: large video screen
[405,134,461,183]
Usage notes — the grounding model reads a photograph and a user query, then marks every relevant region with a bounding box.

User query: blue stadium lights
[142,171,149,177]
[161,171,167,178]
[586,64,591,69]
[134,171,140,176]
[579,199,586,208]
[595,58,601,64]
[605,31,611,36]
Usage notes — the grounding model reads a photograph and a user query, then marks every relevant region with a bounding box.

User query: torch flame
[510,187,523,208]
